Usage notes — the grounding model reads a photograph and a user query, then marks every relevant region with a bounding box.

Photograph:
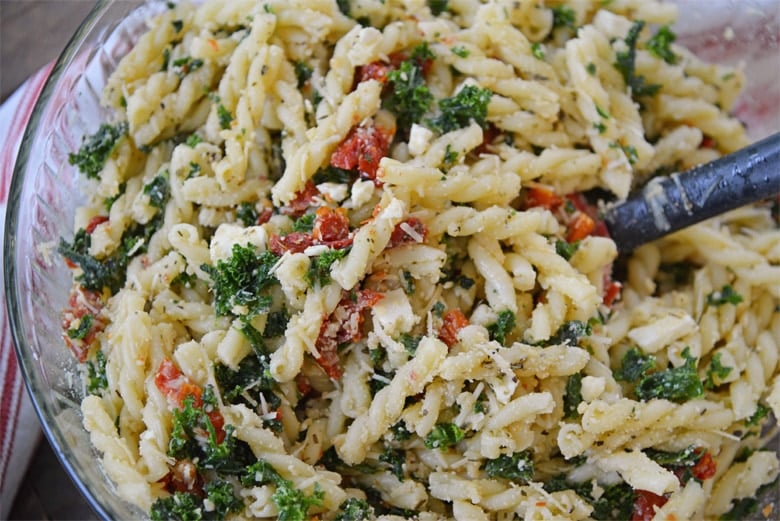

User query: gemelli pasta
[59,0,779,519]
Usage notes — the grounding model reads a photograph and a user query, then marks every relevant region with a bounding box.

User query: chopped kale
[609,141,638,164]
[451,46,469,58]
[294,61,313,88]
[379,447,406,480]
[335,498,374,521]
[647,26,678,64]
[263,309,290,338]
[143,170,170,209]
[86,349,108,394]
[531,42,545,60]
[595,104,610,119]
[185,134,202,147]
[563,372,583,419]
[645,445,703,467]
[593,122,607,134]
[614,21,661,97]
[336,0,351,17]
[68,122,128,180]
[431,301,445,317]
[745,403,770,426]
[547,320,591,347]
[312,165,355,184]
[67,314,93,340]
[487,309,516,345]
[306,247,349,287]
[217,103,233,129]
[555,239,580,260]
[391,421,412,441]
[589,482,635,520]
[214,351,278,412]
[703,352,732,389]
[203,479,243,520]
[104,182,126,212]
[58,229,124,294]
[424,422,464,449]
[162,48,171,72]
[706,284,743,307]
[457,275,474,289]
[720,498,759,520]
[398,333,421,355]
[242,459,324,521]
[483,451,534,482]
[586,62,597,75]
[171,19,183,32]
[427,0,448,15]
[200,244,279,317]
[635,347,703,402]
[385,52,434,134]
[428,85,492,134]
[614,347,655,382]
[551,5,576,30]
[172,56,204,77]
[443,144,458,165]
[150,491,202,521]
[292,213,316,233]
[236,202,259,226]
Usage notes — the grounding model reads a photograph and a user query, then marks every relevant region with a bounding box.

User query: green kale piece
[614,347,655,382]
[398,333,421,355]
[544,477,634,521]
[86,349,108,395]
[555,239,580,260]
[547,320,591,347]
[150,491,203,521]
[242,460,324,521]
[200,244,279,317]
[67,314,93,340]
[185,134,202,147]
[614,21,661,97]
[68,122,128,179]
[292,213,316,233]
[336,0,351,17]
[647,26,678,64]
[483,451,534,482]
[294,61,313,88]
[720,498,759,520]
[203,479,243,520]
[703,352,732,389]
[531,42,545,60]
[451,46,469,58]
[305,247,349,287]
[58,229,124,294]
[391,421,412,441]
[428,85,492,134]
[745,403,770,426]
[217,103,233,129]
[312,165,355,184]
[236,202,259,226]
[563,372,583,419]
[635,347,703,402]
[143,170,170,209]
[645,445,703,467]
[424,422,464,450]
[263,309,290,338]
[172,56,204,77]
[335,498,374,521]
[551,5,576,30]
[706,284,743,306]
[487,309,516,345]
[379,447,406,481]
[385,53,434,134]
[427,0,448,15]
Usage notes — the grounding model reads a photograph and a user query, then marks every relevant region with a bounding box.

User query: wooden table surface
[1,1,100,519]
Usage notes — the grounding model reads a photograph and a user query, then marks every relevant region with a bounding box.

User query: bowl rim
[4,1,118,519]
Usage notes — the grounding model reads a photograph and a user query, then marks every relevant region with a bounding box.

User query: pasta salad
[58,0,780,519]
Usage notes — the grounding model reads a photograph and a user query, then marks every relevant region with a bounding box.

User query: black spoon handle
[604,132,780,253]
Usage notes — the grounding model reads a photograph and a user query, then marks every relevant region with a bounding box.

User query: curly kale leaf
[483,451,534,482]
[635,347,703,402]
[424,422,464,450]
[68,122,128,180]
[335,498,374,521]
[614,21,661,97]
[428,85,492,134]
[385,50,434,134]
[614,347,655,382]
[201,244,279,317]
[487,309,516,345]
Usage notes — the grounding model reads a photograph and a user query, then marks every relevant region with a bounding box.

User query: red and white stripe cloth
[0,64,53,520]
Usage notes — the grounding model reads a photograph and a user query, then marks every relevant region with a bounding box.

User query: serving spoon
[603,132,780,253]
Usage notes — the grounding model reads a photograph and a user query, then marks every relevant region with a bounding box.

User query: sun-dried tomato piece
[632,490,669,521]
[388,217,428,248]
[331,124,395,181]
[438,309,469,348]
[691,451,717,481]
[281,181,320,217]
[313,206,350,243]
[61,287,106,362]
[523,185,564,211]
[85,215,109,234]
[268,231,316,255]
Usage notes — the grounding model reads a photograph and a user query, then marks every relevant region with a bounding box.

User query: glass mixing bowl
[4,1,778,519]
